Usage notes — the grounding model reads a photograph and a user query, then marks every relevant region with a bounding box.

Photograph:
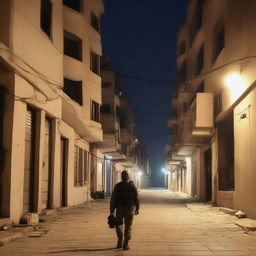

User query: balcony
[181,93,214,145]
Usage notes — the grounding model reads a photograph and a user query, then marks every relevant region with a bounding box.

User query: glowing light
[138,171,143,177]
[225,73,246,102]
[161,168,166,173]
[105,155,112,160]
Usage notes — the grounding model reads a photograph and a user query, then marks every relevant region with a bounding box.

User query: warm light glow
[225,73,246,102]
[138,171,143,177]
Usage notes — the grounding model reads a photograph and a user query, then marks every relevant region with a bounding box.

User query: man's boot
[116,237,123,249]
[123,239,130,250]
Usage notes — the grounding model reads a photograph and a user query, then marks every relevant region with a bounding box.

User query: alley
[0,189,256,256]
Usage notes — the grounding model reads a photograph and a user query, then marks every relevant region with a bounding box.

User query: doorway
[204,148,212,201]
[23,108,36,213]
[60,137,68,207]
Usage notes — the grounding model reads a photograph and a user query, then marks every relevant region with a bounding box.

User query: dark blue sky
[101,0,189,187]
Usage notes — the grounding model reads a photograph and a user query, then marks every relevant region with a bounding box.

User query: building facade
[99,56,150,194]
[0,0,104,224]
[167,0,256,218]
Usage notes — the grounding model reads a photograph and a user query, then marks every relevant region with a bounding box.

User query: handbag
[107,214,118,228]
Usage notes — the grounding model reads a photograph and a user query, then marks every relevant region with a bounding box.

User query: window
[214,90,222,117]
[41,0,52,37]
[64,31,82,61]
[116,106,120,118]
[74,146,88,186]
[101,104,111,114]
[183,102,189,114]
[102,82,111,88]
[90,52,100,75]
[178,41,186,56]
[0,86,5,171]
[63,0,82,12]
[196,45,204,75]
[64,78,83,105]
[189,0,204,45]
[213,23,225,63]
[179,61,187,81]
[91,12,100,32]
[91,101,100,122]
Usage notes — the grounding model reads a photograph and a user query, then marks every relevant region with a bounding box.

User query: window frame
[64,30,83,61]
[91,101,100,122]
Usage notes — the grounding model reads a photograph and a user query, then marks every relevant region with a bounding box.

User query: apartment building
[99,56,150,194]
[0,0,104,224]
[167,0,256,218]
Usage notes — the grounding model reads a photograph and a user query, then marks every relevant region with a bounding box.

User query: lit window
[41,0,52,38]
[64,31,82,61]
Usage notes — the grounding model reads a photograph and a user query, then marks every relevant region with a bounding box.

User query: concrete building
[0,0,104,224]
[167,0,256,218]
[99,56,150,194]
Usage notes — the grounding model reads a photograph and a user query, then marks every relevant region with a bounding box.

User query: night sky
[101,0,189,187]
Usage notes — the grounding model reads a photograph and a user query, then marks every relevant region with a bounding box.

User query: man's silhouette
[110,170,140,250]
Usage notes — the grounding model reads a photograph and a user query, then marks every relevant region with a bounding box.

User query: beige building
[167,0,256,218]
[0,0,104,224]
[99,57,150,194]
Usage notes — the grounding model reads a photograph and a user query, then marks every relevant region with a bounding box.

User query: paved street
[0,189,256,256]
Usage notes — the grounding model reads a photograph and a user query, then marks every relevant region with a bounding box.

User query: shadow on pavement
[48,248,116,253]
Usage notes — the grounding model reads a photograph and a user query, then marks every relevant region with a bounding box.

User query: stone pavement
[0,189,256,256]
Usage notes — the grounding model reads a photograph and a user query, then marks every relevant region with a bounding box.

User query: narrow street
[0,189,256,256]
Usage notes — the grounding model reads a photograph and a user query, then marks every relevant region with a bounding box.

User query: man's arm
[110,185,117,215]
[133,185,140,215]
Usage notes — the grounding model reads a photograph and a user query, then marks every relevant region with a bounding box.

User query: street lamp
[225,73,246,102]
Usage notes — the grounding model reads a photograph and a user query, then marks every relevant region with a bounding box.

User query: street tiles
[0,189,256,256]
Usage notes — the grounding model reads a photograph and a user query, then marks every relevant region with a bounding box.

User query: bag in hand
[107,214,118,228]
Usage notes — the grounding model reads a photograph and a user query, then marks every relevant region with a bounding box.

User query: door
[96,162,103,191]
[41,118,52,209]
[204,149,212,201]
[105,159,112,195]
[60,137,67,207]
[23,109,36,213]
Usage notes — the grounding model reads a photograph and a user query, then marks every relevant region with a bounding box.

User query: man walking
[110,170,140,250]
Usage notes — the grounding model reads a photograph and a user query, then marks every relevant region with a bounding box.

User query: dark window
[90,52,100,75]
[189,0,204,45]
[197,81,205,92]
[214,90,222,117]
[183,102,189,114]
[91,101,100,122]
[0,86,5,171]
[101,104,111,114]
[102,82,111,88]
[178,41,186,56]
[74,146,84,186]
[217,112,234,191]
[64,31,82,61]
[116,106,120,118]
[196,45,204,75]
[41,0,52,37]
[84,151,88,182]
[63,0,82,12]
[64,78,83,105]
[91,12,100,32]
[179,61,187,81]
[213,23,225,63]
